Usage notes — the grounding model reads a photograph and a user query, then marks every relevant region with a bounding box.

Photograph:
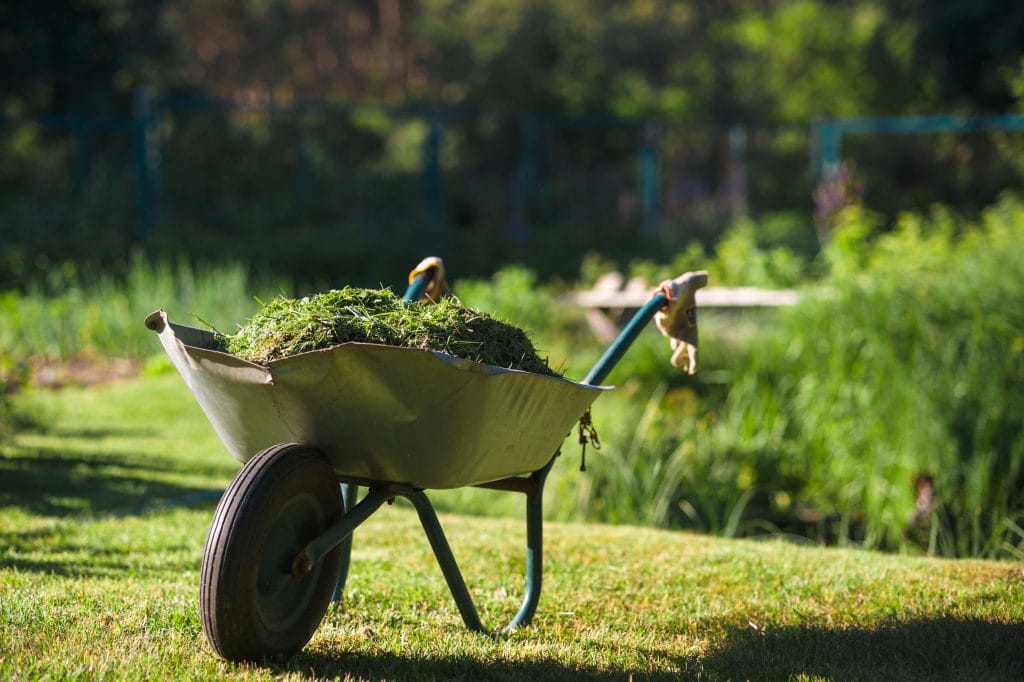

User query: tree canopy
[5,0,1022,120]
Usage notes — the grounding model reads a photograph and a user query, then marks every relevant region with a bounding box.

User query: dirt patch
[30,357,142,390]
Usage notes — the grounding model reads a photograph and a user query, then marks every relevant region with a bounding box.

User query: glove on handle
[653,270,709,375]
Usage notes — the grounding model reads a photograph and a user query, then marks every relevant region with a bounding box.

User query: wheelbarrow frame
[150,268,672,661]
[323,272,669,636]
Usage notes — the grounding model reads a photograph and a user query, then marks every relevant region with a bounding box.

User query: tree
[0,0,176,115]
[912,0,1024,111]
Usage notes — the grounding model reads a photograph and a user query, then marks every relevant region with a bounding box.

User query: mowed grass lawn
[2,373,1023,680]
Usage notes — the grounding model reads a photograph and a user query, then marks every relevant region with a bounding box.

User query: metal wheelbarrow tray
[146,267,694,662]
[146,309,606,489]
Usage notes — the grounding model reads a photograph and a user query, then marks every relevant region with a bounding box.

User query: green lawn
[2,374,1023,680]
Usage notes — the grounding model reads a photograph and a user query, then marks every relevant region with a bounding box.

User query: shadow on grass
[251,617,1024,681]
[13,415,159,439]
[0,449,221,517]
[0,538,207,578]
[700,617,1024,681]
[270,648,683,682]
[41,426,160,439]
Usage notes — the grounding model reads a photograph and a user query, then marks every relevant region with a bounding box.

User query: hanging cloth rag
[653,271,709,375]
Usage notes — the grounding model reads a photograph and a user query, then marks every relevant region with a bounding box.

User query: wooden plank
[569,286,800,309]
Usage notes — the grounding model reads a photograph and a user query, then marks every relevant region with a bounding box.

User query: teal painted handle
[403,271,432,303]
[583,292,667,385]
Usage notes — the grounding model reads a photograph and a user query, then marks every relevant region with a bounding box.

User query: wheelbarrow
[145,262,706,662]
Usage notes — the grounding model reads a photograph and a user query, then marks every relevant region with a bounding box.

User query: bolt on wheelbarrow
[145,260,707,662]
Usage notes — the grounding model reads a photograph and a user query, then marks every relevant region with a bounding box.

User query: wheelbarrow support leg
[504,463,549,633]
[405,491,486,632]
[403,462,552,634]
[332,483,359,602]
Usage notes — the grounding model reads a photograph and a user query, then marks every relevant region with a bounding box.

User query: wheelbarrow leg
[331,483,359,602]
[402,462,552,634]
[503,463,549,633]
[405,490,486,632]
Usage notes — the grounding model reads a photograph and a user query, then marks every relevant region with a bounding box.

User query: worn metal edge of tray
[146,309,611,489]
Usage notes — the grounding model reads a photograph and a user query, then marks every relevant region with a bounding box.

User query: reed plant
[789,196,1024,557]
[566,195,1024,558]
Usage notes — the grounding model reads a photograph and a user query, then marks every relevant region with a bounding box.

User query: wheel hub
[255,493,325,632]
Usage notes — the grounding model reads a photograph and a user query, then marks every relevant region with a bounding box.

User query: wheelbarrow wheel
[200,443,343,662]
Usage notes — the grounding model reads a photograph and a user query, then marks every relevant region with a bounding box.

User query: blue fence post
[814,118,843,182]
[638,123,660,235]
[422,112,447,256]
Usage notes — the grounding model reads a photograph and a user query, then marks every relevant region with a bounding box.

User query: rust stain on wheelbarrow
[145,309,609,490]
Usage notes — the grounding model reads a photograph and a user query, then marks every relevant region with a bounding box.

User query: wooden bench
[567,272,800,342]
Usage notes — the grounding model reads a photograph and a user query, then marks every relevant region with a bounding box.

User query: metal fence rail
[3,93,1022,280]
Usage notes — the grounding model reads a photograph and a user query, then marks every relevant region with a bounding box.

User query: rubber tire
[200,443,343,662]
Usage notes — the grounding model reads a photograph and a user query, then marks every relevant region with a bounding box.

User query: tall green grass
[761,196,1024,558]
[558,195,1024,559]
[0,254,290,362]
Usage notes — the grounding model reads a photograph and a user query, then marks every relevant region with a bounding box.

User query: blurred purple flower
[813,161,864,240]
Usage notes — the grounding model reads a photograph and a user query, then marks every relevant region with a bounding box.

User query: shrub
[561,194,1024,558]
[710,194,1024,557]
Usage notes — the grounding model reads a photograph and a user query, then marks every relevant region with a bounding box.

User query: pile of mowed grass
[220,287,558,376]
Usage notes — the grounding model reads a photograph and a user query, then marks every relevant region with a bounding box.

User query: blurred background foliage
[2,0,1023,285]
[1,0,1024,558]
[2,195,1022,558]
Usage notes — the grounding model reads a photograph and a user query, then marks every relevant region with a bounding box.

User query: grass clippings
[220,287,558,376]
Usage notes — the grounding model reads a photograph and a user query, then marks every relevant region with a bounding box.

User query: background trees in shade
[1,0,1022,284]
[7,1,1022,118]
